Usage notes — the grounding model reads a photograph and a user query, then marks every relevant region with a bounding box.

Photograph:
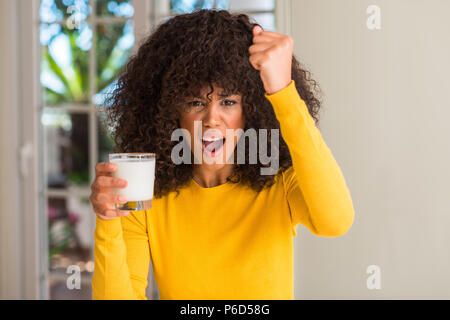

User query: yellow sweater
[91,80,355,300]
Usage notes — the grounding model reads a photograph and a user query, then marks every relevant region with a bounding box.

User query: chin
[201,153,230,169]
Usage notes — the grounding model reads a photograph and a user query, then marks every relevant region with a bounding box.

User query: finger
[91,176,127,194]
[93,202,130,219]
[91,191,128,207]
[257,30,284,38]
[249,42,273,55]
[253,30,281,42]
[253,24,283,38]
[252,34,274,44]
[95,162,117,176]
[249,51,269,70]
[91,193,130,214]
[96,175,128,189]
[252,25,263,36]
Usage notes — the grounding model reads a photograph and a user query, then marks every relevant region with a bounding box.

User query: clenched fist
[249,25,293,95]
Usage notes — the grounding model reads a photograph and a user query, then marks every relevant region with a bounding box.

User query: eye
[222,99,237,106]
[185,101,206,112]
[188,100,204,107]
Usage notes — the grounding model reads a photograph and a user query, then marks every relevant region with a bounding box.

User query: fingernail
[119,196,127,202]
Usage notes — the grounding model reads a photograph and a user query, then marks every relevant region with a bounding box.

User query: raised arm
[249,25,354,238]
[265,80,355,237]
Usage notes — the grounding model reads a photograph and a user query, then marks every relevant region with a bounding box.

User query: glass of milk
[108,153,156,211]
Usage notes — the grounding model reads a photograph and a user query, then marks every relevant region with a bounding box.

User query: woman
[90,9,355,300]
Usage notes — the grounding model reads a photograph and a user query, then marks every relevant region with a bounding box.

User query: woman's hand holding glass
[89,162,130,220]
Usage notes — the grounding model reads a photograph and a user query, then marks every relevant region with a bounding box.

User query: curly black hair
[102,9,322,198]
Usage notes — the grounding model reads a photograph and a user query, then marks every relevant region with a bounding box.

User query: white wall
[291,0,450,299]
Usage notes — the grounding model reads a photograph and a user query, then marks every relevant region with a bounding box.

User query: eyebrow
[219,92,240,97]
[191,92,240,98]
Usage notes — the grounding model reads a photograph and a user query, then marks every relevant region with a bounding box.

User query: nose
[203,102,221,128]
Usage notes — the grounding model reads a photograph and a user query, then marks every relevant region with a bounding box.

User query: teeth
[202,137,224,142]
[204,138,224,153]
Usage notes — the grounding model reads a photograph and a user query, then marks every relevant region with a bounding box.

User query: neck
[192,164,235,188]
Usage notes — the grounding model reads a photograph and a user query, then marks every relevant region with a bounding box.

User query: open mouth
[202,137,226,157]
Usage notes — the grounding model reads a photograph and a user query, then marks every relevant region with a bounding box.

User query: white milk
[110,159,155,201]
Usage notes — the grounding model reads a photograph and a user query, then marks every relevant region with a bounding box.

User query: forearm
[92,217,147,299]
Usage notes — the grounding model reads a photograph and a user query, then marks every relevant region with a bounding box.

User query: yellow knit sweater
[91,80,355,299]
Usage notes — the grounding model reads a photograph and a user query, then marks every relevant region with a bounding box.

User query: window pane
[40,23,91,106]
[229,0,274,11]
[47,195,94,299]
[42,110,90,188]
[40,0,91,24]
[170,0,230,14]
[154,1,275,30]
[96,0,134,17]
[96,22,135,96]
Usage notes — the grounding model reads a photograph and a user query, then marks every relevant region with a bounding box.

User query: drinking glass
[108,153,155,211]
